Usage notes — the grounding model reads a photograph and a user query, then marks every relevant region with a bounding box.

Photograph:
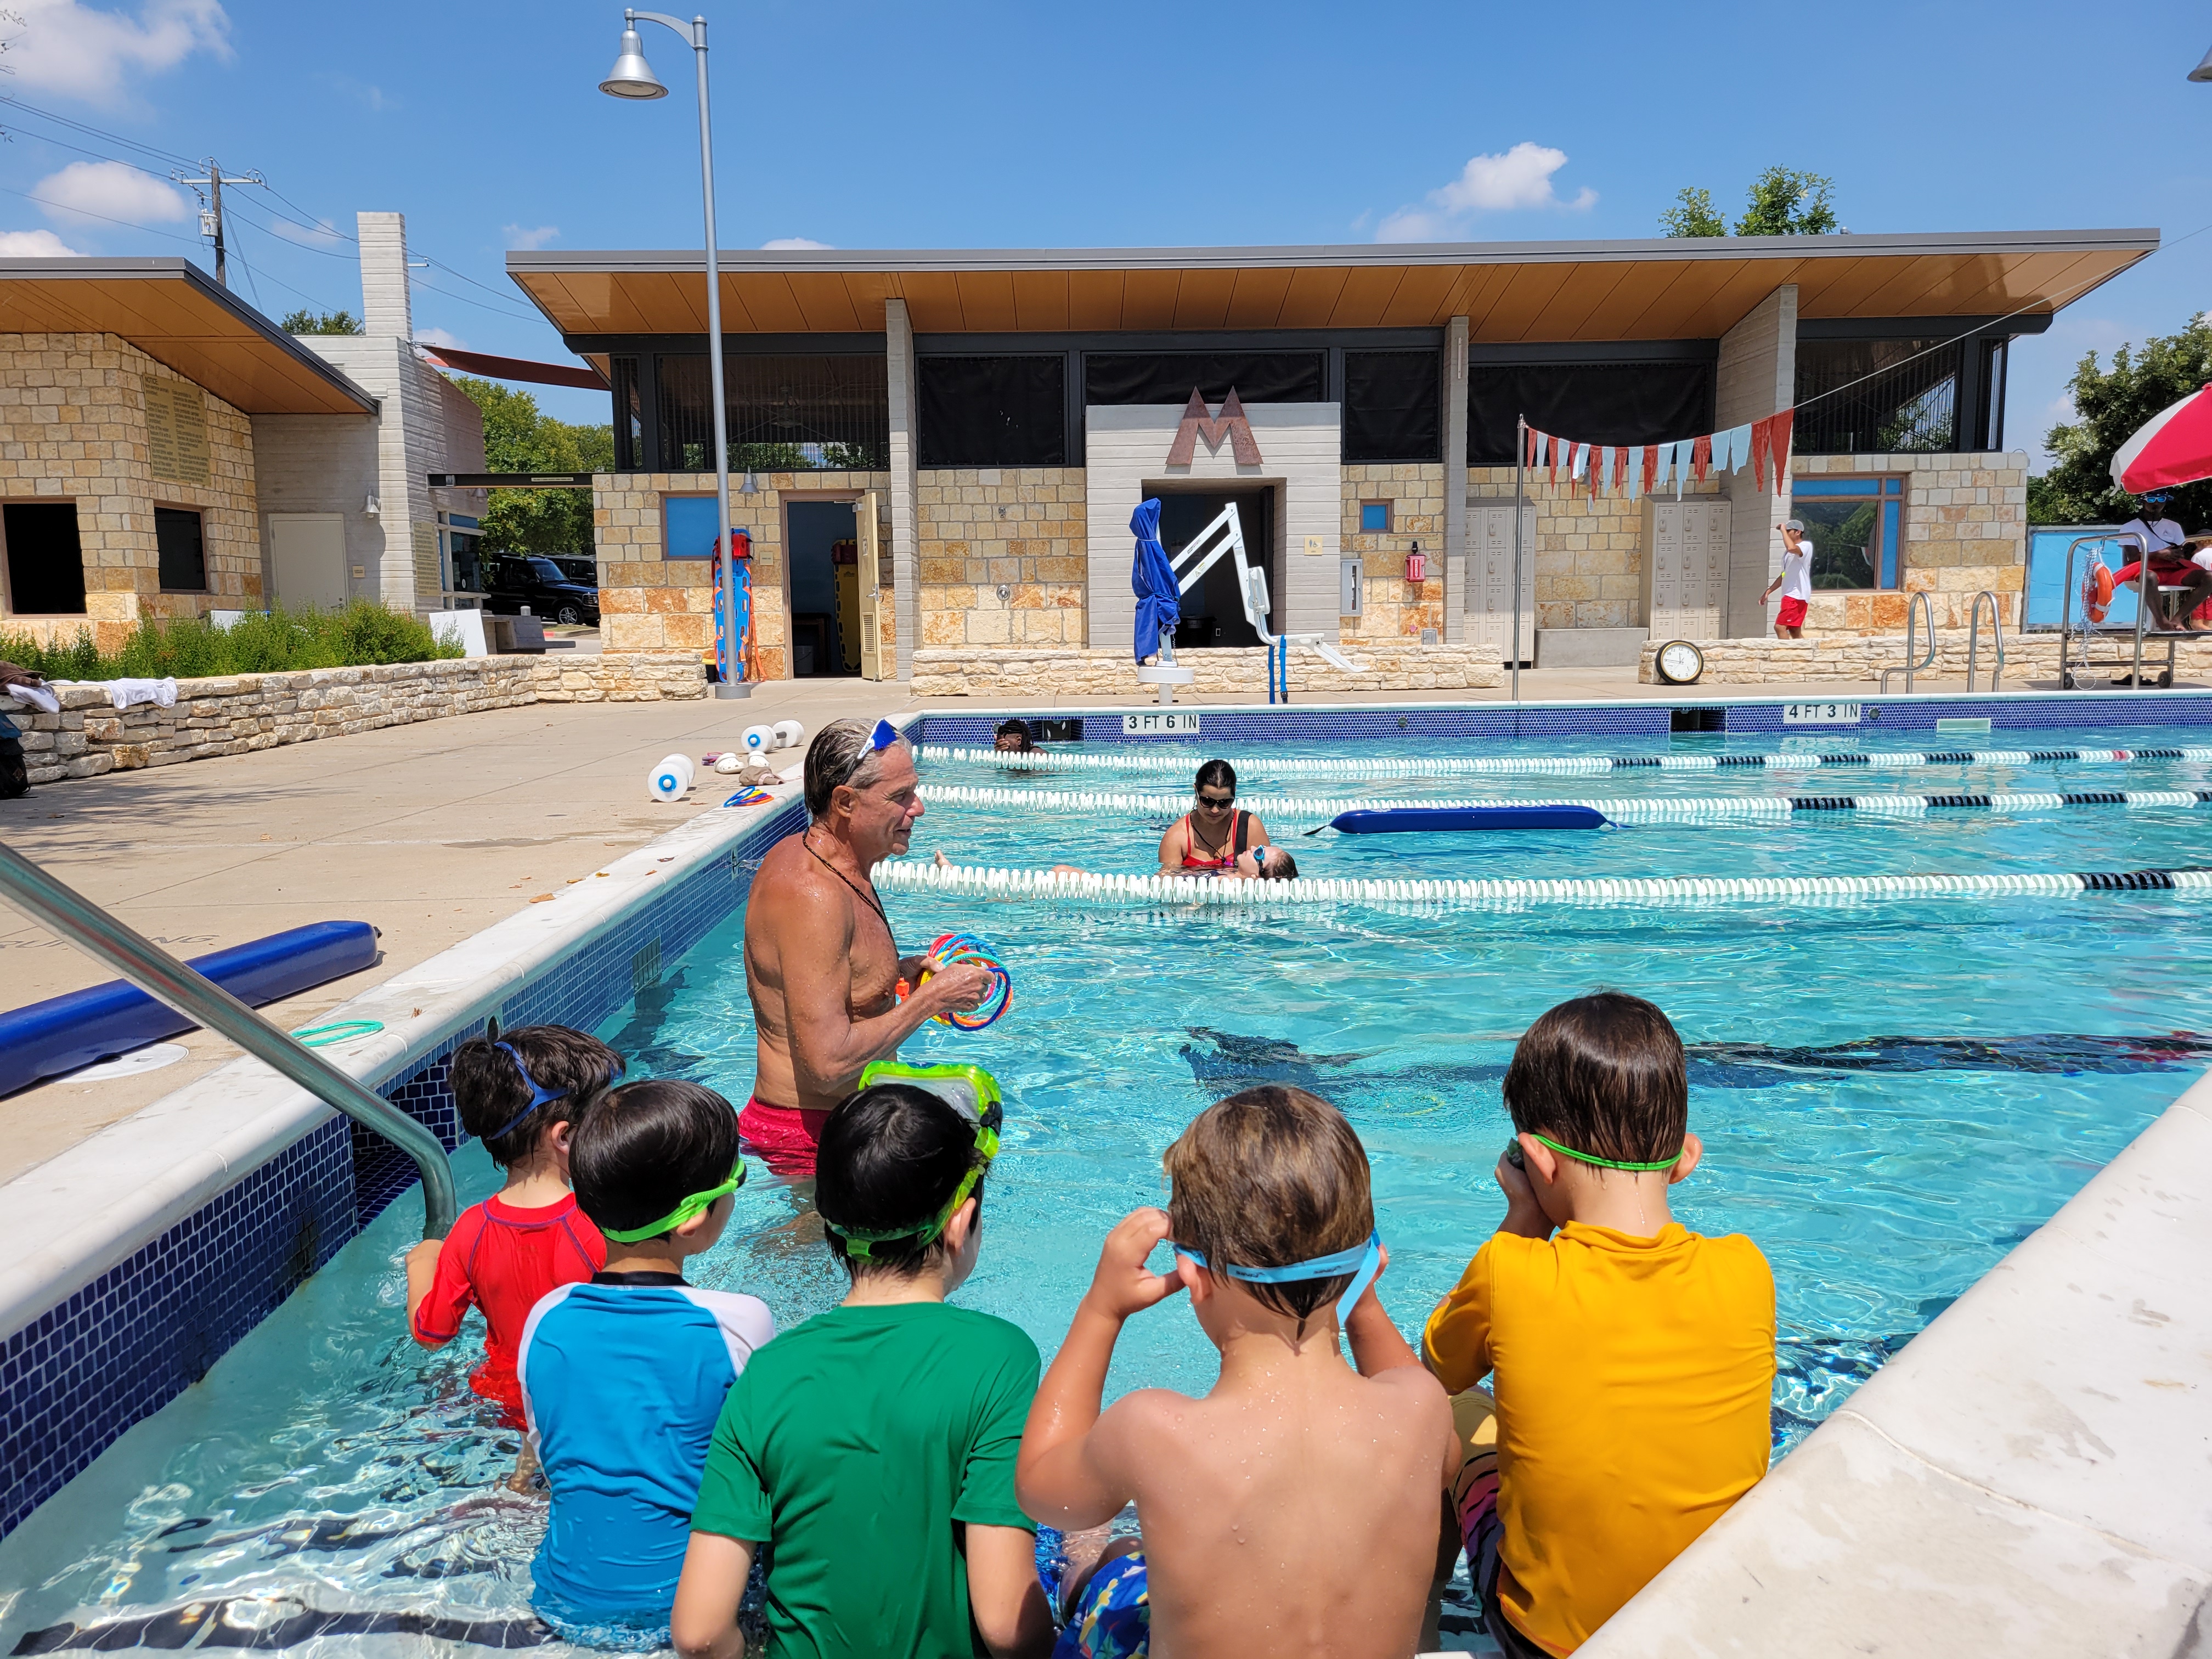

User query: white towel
[4,682,59,714]
[104,678,177,710]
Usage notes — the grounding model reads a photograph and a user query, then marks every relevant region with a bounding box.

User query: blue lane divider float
[1329,805,1610,833]
[0,920,380,1096]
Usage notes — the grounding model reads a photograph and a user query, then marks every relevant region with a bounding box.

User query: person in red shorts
[1762,518,1814,639]
[405,1025,624,1483]
[737,719,994,1178]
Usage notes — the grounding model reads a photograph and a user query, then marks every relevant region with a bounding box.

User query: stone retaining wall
[912,643,1503,698]
[9,653,707,785]
[1638,631,2212,685]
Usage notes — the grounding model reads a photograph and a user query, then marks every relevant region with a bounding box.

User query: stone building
[1,216,484,648]
[507,229,2152,684]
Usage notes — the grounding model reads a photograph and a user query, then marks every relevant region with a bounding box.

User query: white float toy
[740,724,777,759]
[648,753,695,803]
[772,719,805,751]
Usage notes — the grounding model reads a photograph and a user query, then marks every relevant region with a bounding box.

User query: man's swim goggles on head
[823,1062,1003,1259]
[1169,1231,1384,1326]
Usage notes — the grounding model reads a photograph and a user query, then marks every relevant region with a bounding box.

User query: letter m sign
[1166,387,1262,467]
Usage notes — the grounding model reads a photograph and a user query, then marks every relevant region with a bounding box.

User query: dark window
[656,353,889,472]
[610,356,643,471]
[1085,352,1324,407]
[919,356,1066,467]
[1468,362,1714,464]
[1344,351,1440,462]
[1793,340,1960,455]
[155,506,206,591]
[2,501,87,614]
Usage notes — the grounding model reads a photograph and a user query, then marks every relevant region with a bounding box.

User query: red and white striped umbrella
[2110,382,2212,492]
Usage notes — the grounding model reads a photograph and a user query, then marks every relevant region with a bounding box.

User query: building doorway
[2,501,88,615]
[1154,487,1275,650]
[785,499,861,677]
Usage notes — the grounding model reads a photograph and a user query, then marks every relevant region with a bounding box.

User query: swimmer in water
[1157,759,1272,876]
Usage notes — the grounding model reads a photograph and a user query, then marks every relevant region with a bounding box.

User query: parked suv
[483,555,599,626]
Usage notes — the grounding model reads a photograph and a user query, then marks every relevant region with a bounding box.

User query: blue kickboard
[0,921,379,1096]
[1329,805,1610,834]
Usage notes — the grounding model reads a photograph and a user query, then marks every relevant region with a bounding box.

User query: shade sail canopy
[1,258,375,414]
[510,228,2155,343]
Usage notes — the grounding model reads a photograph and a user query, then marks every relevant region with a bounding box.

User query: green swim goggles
[1508,1133,1684,1174]
[826,1062,1003,1259]
[600,1158,747,1244]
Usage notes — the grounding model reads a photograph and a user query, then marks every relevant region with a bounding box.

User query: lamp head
[600,25,667,99]
[2192,43,2212,82]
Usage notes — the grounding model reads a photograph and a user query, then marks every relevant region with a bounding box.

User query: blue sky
[5,0,2210,447]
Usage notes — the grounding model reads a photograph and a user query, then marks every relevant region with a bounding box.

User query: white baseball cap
[1782,519,1805,532]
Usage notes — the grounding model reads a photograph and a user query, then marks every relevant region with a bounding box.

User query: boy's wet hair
[1165,1086,1372,1326]
[571,1079,740,1240]
[448,1025,622,1167]
[1504,991,1687,1167]
[1251,847,1297,881]
[816,1083,986,1282]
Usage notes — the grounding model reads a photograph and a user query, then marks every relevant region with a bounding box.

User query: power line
[0,93,198,168]
[0,182,203,245]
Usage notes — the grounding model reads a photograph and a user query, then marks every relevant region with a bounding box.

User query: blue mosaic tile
[1723,693,2212,733]
[0,799,805,1545]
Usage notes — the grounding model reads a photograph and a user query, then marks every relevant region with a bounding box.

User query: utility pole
[173,157,262,289]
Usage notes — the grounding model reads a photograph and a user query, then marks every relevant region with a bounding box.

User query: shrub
[0,601,463,681]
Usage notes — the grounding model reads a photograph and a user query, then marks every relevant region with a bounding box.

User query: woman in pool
[1156,759,1272,876]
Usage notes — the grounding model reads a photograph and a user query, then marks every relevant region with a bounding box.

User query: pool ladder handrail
[1878,590,1937,693]
[1965,589,2004,692]
[0,838,456,1239]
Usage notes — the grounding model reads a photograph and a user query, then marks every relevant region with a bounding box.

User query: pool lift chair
[1137,501,1367,705]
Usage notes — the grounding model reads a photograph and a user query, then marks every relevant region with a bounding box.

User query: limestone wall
[1341,464,1447,640]
[1471,465,1728,633]
[911,642,1502,699]
[1793,452,2027,632]
[1,332,262,648]
[917,467,1087,648]
[8,652,707,785]
[1636,630,2206,685]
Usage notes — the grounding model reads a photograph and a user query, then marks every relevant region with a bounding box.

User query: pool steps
[918,743,2212,776]
[918,783,2212,824]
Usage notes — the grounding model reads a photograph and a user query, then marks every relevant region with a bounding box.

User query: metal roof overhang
[0,258,377,415]
[507,228,2158,345]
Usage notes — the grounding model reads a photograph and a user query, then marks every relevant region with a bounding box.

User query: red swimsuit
[1177,809,1253,873]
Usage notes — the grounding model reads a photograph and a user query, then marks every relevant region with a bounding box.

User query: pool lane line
[917,743,2212,777]
[876,859,2212,909]
[917,782,2212,824]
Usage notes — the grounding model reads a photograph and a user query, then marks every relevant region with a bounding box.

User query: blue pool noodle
[1329,805,1610,834]
[0,921,379,1096]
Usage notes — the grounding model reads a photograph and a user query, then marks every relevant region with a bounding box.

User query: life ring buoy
[2084,562,2114,623]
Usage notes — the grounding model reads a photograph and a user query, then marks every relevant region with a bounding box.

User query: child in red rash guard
[405,1026,624,1462]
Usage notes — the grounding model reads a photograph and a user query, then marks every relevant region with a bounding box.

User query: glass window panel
[1361,502,1391,532]
[656,353,889,473]
[610,356,643,472]
[1881,501,1901,587]
[1084,352,1324,407]
[1793,339,1959,455]
[1796,497,1882,590]
[1793,478,1883,496]
[918,356,1066,467]
[154,506,206,592]
[1466,362,1713,465]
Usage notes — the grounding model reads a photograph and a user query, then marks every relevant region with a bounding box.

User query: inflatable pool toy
[1329,804,1607,833]
[899,931,1013,1030]
[2083,560,2115,624]
[772,719,805,749]
[740,724,777,760]
[648,753,695,802]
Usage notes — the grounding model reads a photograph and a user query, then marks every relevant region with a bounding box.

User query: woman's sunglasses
[1195,791,1235,808]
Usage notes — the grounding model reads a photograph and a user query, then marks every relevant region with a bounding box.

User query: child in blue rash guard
[517,1080,771,1645]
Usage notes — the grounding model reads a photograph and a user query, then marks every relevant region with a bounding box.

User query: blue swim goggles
[485,1043,623,1142]
[1170,1231,1384,1325]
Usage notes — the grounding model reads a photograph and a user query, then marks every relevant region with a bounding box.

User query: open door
[856,489,888,680]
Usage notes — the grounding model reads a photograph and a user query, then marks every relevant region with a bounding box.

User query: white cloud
[7,0,232,104]
[504,223,559,251]
[761,236,832,251]
[34,160,191,230]
[1376,142,1596,242]
[0,227,86,256]
[415,326,469,351]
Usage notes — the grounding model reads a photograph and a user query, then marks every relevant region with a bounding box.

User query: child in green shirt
[674,1071,1053,1659]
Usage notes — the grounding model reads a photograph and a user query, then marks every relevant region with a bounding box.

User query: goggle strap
[1526,1132,1684,1173]
[1173,1232,1385,1325]
[599,1161,747,1244]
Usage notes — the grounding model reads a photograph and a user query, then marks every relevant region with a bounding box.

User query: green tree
[450,375,614,555]
[281,308,364,334]
[1661,168,1839,238]
[2029,313,2212,526]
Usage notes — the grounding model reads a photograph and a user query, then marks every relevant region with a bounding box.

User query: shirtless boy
[1018,1086,1456,1659]
[740,718,992,1175]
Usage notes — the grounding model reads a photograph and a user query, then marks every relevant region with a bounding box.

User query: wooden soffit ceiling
[0,259,376,415]
[510,229,2157,342]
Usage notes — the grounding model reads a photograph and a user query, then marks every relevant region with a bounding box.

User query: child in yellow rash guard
[1423,992,1775,1658]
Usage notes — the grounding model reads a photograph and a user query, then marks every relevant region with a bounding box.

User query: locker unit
[1640,498,1730,640]
[1467,500,1536,663]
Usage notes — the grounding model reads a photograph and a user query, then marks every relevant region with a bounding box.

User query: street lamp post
[602,10,748,699]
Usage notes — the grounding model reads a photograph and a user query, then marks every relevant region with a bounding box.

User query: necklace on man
[803,831,891,935]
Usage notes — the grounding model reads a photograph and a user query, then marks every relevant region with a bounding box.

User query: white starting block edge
[1134,665,1197,684]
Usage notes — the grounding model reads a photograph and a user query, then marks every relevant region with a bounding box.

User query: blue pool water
[3,725,2208,1653]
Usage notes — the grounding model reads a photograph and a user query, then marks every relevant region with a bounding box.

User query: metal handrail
[1966,590,2005,692]
[0,839,456,1238]
[1879,590,1937,693]
[2058,532,2157,689]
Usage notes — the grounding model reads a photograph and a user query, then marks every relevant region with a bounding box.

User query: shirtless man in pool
[741,718,992,1176]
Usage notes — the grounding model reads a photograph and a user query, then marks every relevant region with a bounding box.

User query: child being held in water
[1018,1085,1455,1659]
[1424,991,1775,1656]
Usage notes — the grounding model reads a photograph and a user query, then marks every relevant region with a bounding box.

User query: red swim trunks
[738,1094,832,1177]
[1775,596,1808,630]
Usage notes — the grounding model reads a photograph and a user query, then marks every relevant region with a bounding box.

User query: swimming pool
[4,708,2209,1655]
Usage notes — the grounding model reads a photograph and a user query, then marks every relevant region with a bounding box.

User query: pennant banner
[1516,410,1796,501]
